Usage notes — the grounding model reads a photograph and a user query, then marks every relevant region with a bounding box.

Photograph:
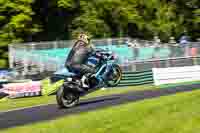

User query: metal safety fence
[119,70,154,87]
[8,38,200,78]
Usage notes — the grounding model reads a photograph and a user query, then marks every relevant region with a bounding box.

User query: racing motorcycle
[52,49,122,108]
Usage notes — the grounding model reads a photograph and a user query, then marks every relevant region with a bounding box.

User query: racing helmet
[77,33,91,45]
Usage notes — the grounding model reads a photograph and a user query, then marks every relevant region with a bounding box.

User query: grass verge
[2,88,200,133]
[0,84,157,112]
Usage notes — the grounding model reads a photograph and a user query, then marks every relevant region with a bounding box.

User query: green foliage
[57,0,76,9]
[95,0,142,37]
[0,0,42,42]
[0,0,42,67]
[193,9,200,23]
[0,0,199,67]
[0,0,198,42]
[0,59,7,68]
[70,10,111,38]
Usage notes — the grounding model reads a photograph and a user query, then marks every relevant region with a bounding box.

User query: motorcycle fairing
[54,68,76,77]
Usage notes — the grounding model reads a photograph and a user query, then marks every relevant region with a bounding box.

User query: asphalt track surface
[0,83,200,130]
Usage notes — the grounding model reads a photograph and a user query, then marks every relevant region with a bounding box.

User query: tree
[170,0,200,39]
[95,0,142,37]
[0,0,42,67]
[0,0,42,43]
[0,0,199,67]
[68,0,111,38]
[192,9,200,39]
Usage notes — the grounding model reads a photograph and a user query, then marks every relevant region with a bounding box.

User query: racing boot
[81,75,89,88]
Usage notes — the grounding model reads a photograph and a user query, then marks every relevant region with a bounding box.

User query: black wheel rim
[62,93,75,105]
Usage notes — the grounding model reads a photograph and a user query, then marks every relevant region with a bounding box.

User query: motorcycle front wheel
[56,85,79,108]
[106,64,122,87]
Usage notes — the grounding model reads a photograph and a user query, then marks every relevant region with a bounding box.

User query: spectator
[127,39,140,60]
[179,34,190,46]
[168,36,178,46]
[196,38,200,42]
[126,40,133,47]
[152,36,161,59]
[153,36,161,47]
[190,47,198,57]
[179,34,191,57]
[168,36,179,58]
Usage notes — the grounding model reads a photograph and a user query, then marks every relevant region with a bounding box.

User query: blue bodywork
[53,49,117,87]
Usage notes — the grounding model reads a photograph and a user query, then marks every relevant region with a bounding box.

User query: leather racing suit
[65,40,96,77]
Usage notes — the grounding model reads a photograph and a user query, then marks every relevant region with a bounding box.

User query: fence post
[22,46,28,76]
[8,44,14,68]
[39,54,45,73]
[131,62,136,72]
[53,41,58,49]
[166,59,171,68]
[192,57,198,65]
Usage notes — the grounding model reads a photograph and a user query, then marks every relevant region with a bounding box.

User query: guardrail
[118,70,154,87]
[8,38,200,77]
[48,70,154,88]
[153,66,200,85]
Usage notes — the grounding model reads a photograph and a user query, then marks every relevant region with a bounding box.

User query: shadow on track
[77,97,120,106]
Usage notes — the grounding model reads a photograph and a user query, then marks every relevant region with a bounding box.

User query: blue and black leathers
[65,40,96,77]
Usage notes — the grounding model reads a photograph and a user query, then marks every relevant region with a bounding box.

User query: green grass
[2,88,200,133]
[0,85,157,112]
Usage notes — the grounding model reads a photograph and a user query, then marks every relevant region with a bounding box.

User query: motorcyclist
[65,33,96,88]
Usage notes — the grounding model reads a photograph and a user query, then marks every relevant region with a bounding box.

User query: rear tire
[56,85,79,108]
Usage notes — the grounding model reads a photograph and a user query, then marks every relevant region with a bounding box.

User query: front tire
[106,64,122,87]
[56,85,79,108]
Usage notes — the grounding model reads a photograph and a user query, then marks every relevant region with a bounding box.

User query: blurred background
[0,0,200,68]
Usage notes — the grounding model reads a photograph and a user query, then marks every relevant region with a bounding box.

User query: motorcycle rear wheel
[56,85,79,108]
